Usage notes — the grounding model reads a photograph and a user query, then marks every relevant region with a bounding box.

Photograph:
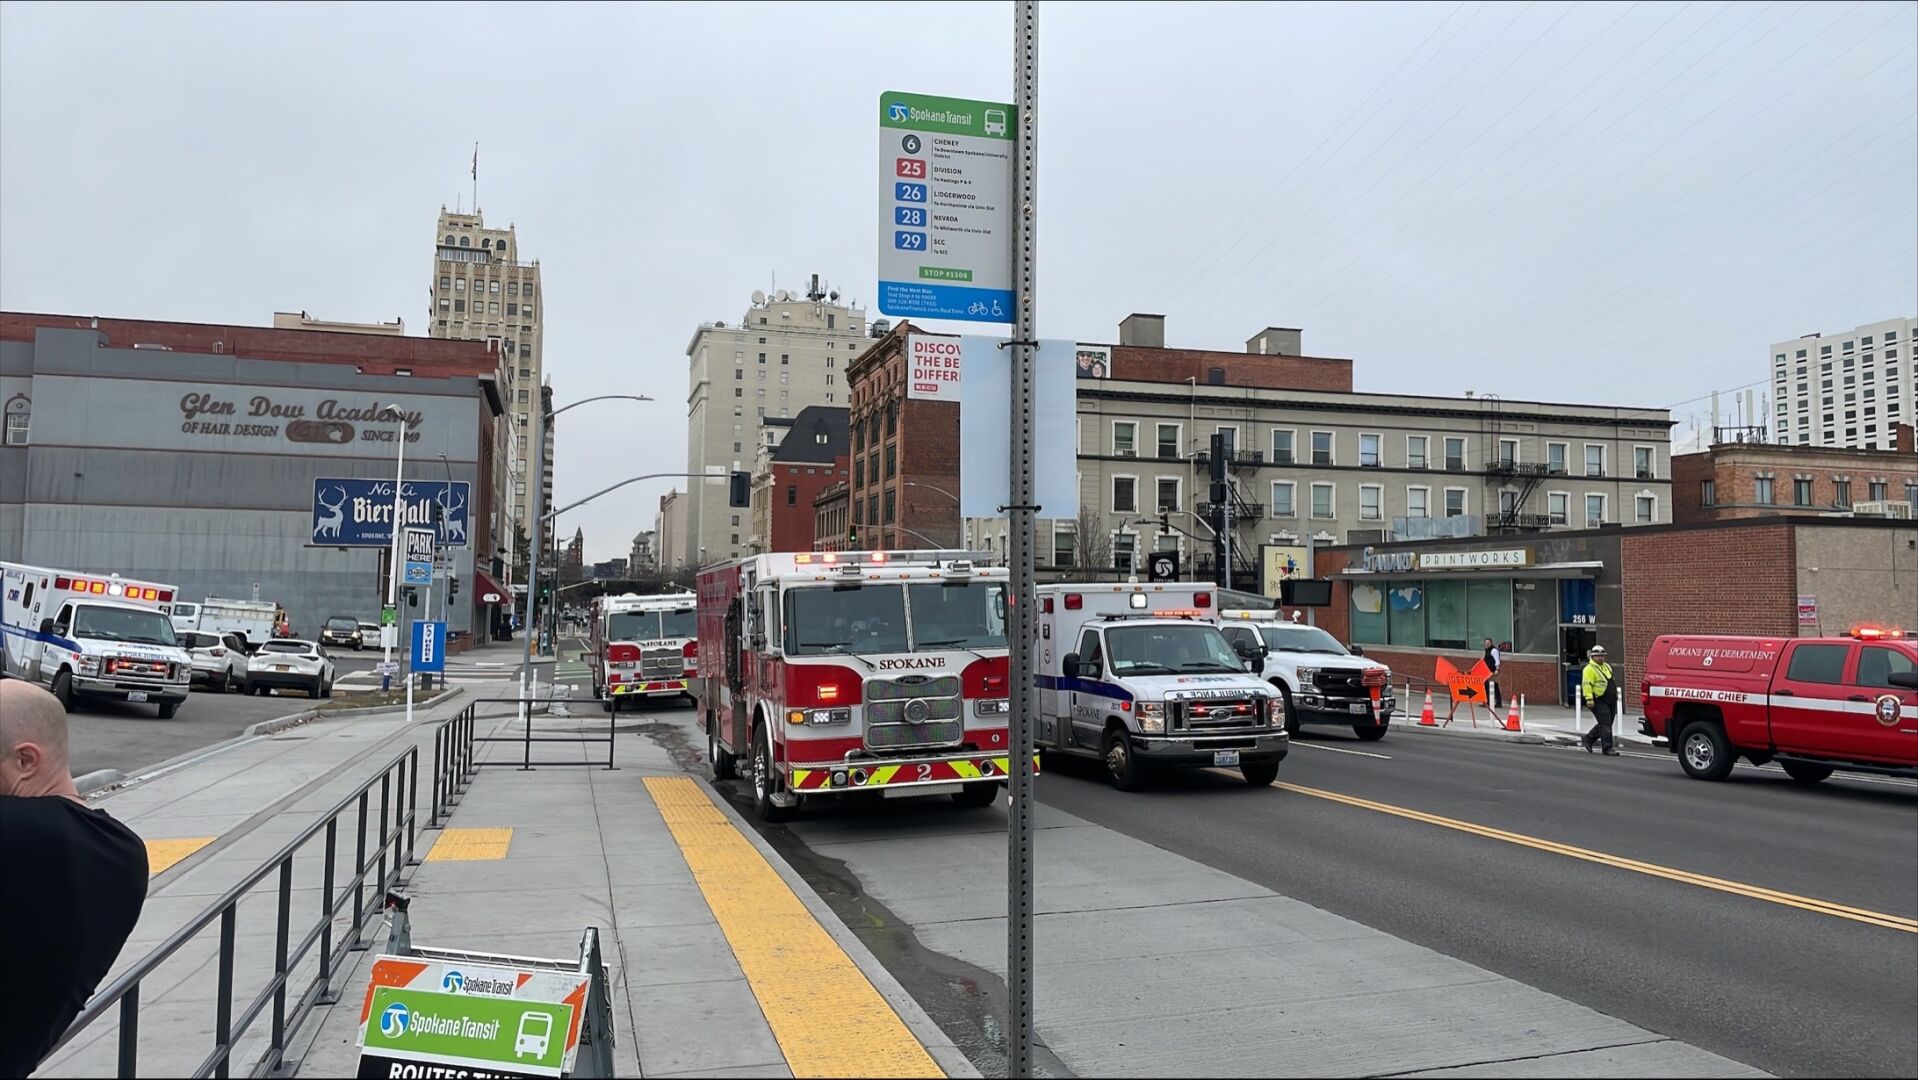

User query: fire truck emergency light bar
[794,550,985,566]
[52,576,172,602]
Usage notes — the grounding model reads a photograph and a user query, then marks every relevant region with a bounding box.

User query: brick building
[1670,427,1917,523]
[813,481,850,552]
[969,314,1673,586]
[846,322,963,550]
[1,310,508,642]
[1313,516,1916,707]
[747,405,848,553]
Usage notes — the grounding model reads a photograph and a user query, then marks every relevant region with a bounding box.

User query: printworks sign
[312,479,470,548]
[1360,546,1533,572]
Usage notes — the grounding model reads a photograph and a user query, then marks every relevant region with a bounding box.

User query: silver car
[181,630,247,693]
[246,639,336,698]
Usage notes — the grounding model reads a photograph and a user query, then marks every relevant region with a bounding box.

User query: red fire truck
[694,551,1017,821]
[1639,625,1918,782]
[589,592,697,711]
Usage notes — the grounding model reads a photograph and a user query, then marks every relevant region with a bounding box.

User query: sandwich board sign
[357,956,589,1079]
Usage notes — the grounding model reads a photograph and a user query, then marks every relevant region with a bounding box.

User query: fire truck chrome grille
[864,674,965,751]
[865,719,964,750]
[641,648,684,678]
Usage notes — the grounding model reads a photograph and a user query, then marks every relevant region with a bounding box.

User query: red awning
[474,570,508,605]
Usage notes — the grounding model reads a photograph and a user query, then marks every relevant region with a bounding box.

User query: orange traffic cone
[1503,696,1522,732]
[1419,689,1437,726]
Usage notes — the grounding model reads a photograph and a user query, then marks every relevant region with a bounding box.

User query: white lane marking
[1293,742,1392,760]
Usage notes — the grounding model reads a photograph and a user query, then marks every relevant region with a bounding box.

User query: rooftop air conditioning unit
[1117,449,1137,458]
[1852,500,1915,519]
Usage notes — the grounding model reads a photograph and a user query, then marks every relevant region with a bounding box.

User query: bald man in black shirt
[0,680,149,1077]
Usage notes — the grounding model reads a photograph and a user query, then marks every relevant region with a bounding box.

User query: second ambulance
[2,562,193,717]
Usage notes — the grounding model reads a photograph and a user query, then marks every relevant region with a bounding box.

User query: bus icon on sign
[984,108,1007,136]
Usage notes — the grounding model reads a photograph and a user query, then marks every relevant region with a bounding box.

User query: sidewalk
[296,706,974,1078]
[1390,696,1659,748]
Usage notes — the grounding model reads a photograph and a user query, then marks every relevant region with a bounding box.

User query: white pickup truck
[1036,583,1288,789]
[1218,610,1395,741]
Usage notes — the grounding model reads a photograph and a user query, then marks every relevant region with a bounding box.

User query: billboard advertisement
[311,479,470,548]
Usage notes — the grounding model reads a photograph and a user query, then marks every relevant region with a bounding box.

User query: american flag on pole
[471,143,478,181]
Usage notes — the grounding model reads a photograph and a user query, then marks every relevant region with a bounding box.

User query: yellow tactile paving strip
[645,777,944,1079]
[145,836,216,875]
[424,827,514,861]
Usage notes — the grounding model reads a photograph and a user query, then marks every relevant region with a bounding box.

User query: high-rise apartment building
[1771,316,1914,451]
[683,278,868,564]
[428,207,545,567]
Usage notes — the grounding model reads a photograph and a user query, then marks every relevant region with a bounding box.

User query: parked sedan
[247,639,336,698]
[181,630,247,693]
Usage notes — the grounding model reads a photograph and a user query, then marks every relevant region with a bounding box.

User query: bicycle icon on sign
[965,300,1008,318]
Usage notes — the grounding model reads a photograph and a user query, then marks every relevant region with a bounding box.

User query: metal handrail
[471,696,618,771]
[46,708,478,1077]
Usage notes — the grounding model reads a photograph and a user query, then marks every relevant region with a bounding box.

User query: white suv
[181,630,247,693]
[1218,613,1395,741]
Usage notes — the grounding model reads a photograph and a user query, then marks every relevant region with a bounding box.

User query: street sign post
[403,527,435,587]
[878,90,1016,323]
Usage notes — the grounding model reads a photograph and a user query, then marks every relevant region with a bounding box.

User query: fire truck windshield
[907,582,1007,650]
[606,613,650,640]
[658,609,696,639]
[784,582,1007,656]
[72,605,178,647]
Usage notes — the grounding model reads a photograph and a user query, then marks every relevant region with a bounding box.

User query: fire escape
[1480,394,1554,533]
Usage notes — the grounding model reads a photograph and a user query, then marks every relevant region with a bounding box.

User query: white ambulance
[1,563,193,717]
[1036,582,1288,789]
[591,591,699,710]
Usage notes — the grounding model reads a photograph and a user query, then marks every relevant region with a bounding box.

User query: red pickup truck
[1640,627,1918,782]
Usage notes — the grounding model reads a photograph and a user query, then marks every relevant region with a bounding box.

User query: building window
[1547,442,1567,474]
[1444,488,1466,517]
[1700,479,1716,506]
[438,275,451,289]
[1833,479,1850,506]
[1156,478,1180,513]
[1869,480,1888,501]
[1271,430,1295,465]
[1499,489,1519,515]
[1112,476,1139,513]
[886,401,897,435]
[734,388,743,398]
[1584,444,1605,478]
[854,459,864,487]
[1548,491,1568,525]
[884,445,896,478]
[1310,482,1334,519]
[787,486,798,507]
[1498,439,1518,468]
[453,299,465,312]
[1359,484,1382,520]
[1636,494,1656,523]
[1406,486,1429,518]
[1635,446,1655,479]
[883,490,896,523]
[1052,528,1075,568]
[488,302,499,315]
[1113,533,1137,574]
[490,280,500,293]
[1270,482,1295,517]
[508,303,518,316]
[1406,435,1428,469]
[516,389,529,403]
[1113,422,1137,455]
[1754,477,1774,504]
[1311,430,1334,466]
[1585,493,1606,526]
[1360,433,1382,467]
[508,282,518,296]
[1792,478,1813,506]
[1444,437,1466,472]
[3,395,28,446]
[780,354,789,365]
[1157,423,1180,459]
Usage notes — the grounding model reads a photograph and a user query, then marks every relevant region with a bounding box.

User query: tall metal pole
[1007,4,1039,1077]
[517,400,547,715]
[382,410,407,692]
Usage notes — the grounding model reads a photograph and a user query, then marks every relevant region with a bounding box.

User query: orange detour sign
[1434,657,1494,726]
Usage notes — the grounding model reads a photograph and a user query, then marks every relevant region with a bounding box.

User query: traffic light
[848,525,859,547]
[449,575,460,600]
[728,470,751,508]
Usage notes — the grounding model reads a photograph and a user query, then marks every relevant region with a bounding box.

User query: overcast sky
[4,1,1914,561]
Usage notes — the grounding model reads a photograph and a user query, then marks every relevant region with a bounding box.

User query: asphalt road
[1036,729,1918,1079]
[63,681,323,778]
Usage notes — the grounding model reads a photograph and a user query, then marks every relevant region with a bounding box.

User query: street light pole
[518,394,654,712]
[380,405,407,692]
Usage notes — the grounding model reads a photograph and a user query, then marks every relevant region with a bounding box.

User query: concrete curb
[75,768,126,795]
[1393,721,1577,746]
[690,779,985,1080]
